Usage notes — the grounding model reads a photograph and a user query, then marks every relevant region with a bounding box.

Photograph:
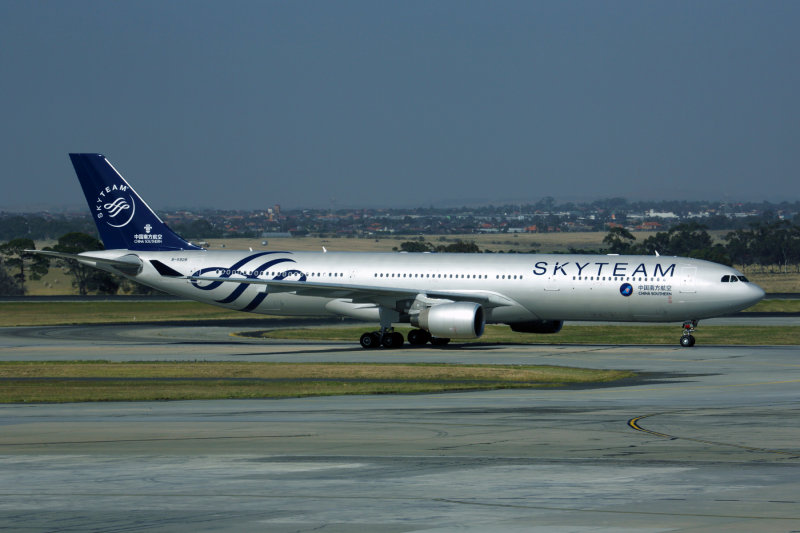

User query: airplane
[29,154,765,349]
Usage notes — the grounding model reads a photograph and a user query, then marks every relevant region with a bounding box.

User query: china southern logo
[620,283,633,297]
[135,223,162,245]
[95,184,136,228]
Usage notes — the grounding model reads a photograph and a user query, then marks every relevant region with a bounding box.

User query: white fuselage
[86,249,766,325]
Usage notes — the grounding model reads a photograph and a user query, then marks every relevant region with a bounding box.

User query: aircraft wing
[186,275,517,309]
[24,250,143,275]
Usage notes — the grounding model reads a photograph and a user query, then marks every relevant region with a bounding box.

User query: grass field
[0,301,246,326]
[0,362,634,403]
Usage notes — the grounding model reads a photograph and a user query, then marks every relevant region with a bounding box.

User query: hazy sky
[2,1,798,211]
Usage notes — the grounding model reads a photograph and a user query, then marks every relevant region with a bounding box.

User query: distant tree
[0,214,97,241]
[0,238,50,294]
[535,196,556,212]
[397,240,435,252]
[436,240,481,253]
[637,222,716,259]
[0,266,23,296]
[50,233,120,295]
[739,221,800,272]
[670,222,714,255]
[725,230,749,266]
[602,227,636,254]
[638,231,672,256]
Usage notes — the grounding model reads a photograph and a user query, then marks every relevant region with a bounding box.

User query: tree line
[0,233,159,296]
[600,221,800,273]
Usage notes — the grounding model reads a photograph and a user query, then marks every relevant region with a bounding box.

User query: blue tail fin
[70,154,202,251]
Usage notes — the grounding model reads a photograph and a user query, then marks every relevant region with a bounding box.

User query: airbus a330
[30,154,765,348]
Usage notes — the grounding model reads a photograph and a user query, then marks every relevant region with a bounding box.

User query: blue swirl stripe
[189,252,310,311]
[191,252,281,291]
[214,258,295,304]
[238,268,308,312]
[241,292,268,312]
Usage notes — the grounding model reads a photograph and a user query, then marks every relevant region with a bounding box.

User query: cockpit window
[721,274,751,283]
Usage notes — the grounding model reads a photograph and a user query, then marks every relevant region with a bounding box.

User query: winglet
[69,154,202,251]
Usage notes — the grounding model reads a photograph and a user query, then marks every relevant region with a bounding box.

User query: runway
[1,322,799,532]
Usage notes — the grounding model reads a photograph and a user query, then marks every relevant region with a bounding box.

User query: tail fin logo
[104,197,131,218]
[95,188,136,228]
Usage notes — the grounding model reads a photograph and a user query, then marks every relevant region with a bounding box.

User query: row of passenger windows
[215,270,344,277]
[572,276,666,282]
[721,275,749,282]
[375,273,490,279]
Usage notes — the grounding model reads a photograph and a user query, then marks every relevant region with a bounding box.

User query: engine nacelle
[509,320,564,334]
[412,302,485,339]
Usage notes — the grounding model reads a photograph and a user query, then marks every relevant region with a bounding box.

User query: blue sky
[2,1,798,210]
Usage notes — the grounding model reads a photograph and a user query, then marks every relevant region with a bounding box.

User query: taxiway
[1,322,799,532]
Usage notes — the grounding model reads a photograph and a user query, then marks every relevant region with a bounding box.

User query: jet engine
[509,319,564,334]
[412,302,485,339]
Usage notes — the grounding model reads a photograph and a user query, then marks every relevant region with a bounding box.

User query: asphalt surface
[1,321,799,532]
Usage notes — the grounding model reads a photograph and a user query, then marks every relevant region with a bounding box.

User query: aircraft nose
[744,282,766,308]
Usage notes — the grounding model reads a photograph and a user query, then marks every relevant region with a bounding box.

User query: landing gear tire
[430,337,451,346]
[679,319,698,347]
[360,332,381,349]
[407,329,431,346]
[382,331,404,348]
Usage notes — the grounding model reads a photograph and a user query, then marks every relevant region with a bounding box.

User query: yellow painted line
[627,412,800,457]
[627,414,674,439]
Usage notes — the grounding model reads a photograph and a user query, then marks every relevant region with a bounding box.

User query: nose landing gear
[680,320,698,347]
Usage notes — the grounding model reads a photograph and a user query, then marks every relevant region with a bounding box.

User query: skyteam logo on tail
[95,184,136,228]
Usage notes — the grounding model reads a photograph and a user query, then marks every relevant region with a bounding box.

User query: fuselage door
[679,266,697,293]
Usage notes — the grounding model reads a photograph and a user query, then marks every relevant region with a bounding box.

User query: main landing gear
[680,320,698,347]
[359,329,404,349]
[359,328,451,349]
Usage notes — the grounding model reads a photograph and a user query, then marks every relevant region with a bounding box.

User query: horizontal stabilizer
[25,250,143,276]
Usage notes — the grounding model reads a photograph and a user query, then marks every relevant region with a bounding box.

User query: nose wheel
[680,320,697,347]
